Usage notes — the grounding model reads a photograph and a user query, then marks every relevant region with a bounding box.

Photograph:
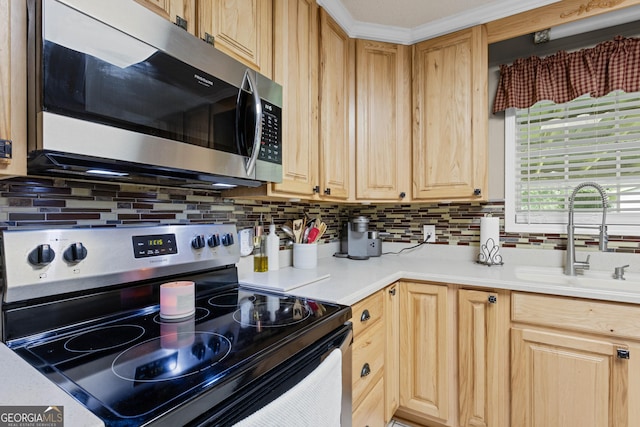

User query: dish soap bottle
[253,225,268,272]
[267,220,279,271]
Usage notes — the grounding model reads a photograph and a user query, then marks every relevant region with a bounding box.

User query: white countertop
[239,243,640,306]
[3,243,639,425]
[0,344,104,426]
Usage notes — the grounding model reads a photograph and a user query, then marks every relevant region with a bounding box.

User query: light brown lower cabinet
[351,289,386,426]
[511,292,640,427]
[355,283,639,427]
[458,289,510,427]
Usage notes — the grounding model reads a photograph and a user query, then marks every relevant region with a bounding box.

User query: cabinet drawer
[352,378,385,427]
[352,320,385,408]
[352,290,384,337]
[512,292,640,340]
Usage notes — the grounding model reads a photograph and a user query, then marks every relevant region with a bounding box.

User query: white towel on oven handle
[232,349,342,427]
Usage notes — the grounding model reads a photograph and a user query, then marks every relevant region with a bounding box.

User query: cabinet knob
[488,295,497,304]
[360,309,371,322]
[324,188,331,195]
[313,185,320,193]
[474,188,482,196]
[360,363,371,377]
[389,288,396,296]
[399,192,406,199]
[617,349,630,359]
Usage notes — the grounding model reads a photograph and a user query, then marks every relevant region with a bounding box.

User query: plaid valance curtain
[493,36,640,113]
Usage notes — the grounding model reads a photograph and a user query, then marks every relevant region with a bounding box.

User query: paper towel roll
[479,216,501,263]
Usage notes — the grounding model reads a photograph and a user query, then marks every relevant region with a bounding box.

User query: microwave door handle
[239,70,262,177]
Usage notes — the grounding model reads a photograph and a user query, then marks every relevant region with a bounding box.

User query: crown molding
[316,0,562,44]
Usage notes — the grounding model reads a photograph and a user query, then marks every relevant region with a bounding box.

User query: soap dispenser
[266,220,280,271]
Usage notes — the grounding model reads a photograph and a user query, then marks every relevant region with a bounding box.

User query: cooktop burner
[232,300,311,328]
[64,325,146,353]
[112,332,232,383]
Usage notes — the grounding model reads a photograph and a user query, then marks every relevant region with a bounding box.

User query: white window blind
[505,90,640,234]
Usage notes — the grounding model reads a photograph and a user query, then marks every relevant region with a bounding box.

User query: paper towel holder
[476,214,504,266]
[477,237,504,266]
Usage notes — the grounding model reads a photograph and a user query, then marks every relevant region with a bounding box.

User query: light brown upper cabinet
[317,9,352,201]
[196,0,272,78]
[268,0,319,198]
[355,40,412,202]
[412,26,488,201]
[135,0,196,34]
[0,0,27,178]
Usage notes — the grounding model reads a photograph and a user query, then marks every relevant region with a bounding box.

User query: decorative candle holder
[160,281,195,320]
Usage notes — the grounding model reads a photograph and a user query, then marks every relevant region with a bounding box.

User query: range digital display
[132,234,178,258]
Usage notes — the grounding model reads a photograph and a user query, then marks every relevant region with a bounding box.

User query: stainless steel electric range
[0,224,352,426]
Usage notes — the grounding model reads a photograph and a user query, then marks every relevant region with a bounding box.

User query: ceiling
[316,0,562,44]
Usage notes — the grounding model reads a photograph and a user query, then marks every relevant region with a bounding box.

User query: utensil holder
[293,243,317,269]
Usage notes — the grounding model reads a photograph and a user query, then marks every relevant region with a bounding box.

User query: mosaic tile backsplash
[1,176,639,254]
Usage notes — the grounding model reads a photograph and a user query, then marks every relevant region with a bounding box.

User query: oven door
[183,323,353,427]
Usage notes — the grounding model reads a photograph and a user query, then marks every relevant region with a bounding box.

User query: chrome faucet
[565,182,608,276]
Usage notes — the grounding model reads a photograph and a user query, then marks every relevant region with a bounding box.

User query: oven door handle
[236,69,262,177]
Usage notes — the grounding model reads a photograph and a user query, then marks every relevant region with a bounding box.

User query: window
[505,90,640,235]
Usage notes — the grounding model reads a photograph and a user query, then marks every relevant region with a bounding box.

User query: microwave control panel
[258,101,281,165]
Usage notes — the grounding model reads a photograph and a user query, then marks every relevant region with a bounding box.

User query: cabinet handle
[617,349,630,359]
[389,288,396,296]
[324,188,331,195]
[360,309,371,322]
[0,139,12,160]
[174,15,188,31]
[360,363,371,377]
[313,185,320,193]
[204,32,215,45]
[488,295,497,304]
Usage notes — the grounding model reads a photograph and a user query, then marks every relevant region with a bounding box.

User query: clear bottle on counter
[253,225,268,272]
[267,221,279,271]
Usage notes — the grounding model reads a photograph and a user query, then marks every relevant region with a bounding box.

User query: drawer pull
[360,363,371,377]
[617,349,630,359]
[360,309,371,322]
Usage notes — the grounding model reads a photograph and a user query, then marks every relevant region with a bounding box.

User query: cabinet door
[384,283,399,423]
[0,0,26,178]
[197,0,272,77]
[135,0,196,34]
[512,327,630,427]
[269,0,318,197]
[458,289,509,427]
[318,9,352,200]
[412,26,488,201]
[399,282,450,422]
[355,40,411,201]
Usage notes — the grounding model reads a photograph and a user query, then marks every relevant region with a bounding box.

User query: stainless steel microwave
[27,0,282,188]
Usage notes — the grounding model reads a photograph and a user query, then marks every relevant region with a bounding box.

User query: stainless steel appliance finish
[336,217,371,260]
[0,225,352,426]
[27,0,282,188]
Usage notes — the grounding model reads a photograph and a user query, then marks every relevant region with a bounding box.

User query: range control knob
[28,244,56,266]
[191,235,206,250]
[208,234,220,248]
[63,242,88,263]
[222,233,234,246]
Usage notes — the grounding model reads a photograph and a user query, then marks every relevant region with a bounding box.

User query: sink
[514,266,640,291]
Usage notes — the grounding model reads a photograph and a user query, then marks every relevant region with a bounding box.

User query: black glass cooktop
[6,272,349,426]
